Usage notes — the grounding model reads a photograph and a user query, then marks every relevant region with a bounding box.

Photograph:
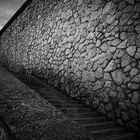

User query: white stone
[104,60,114,72]
[134,3,140,13]
[128,83,139,89]
[135,48,140,59]
[111,70,123,85]
[95,67,103,78]
[131,91,139,103]
[82,71,95,82]
[104,73,112,80]
[104,81,112,87]
[126,46,136,56]
[67,43,71,48]
[111,39,121,46]
[67,36,74,42]
[65,48,71,55]
[103,2,113,15]
[100,43,109,52]
[127,32,136,46]
[120,32,127,40]
[135,24,140,34]
[117,40,127,48]
[131,74,140,82]
[130,68,138,77]
[121,54,131,67]
[86,32,95,40]
[136,34,140,48]
[95,40,101,47]
[93,80,103,90]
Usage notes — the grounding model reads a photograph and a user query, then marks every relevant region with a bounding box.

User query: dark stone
[116,119,124,126]
[129,110,137,119]
[110,97,118,108]
[107,111,115,120]
[105,103,113,112]
[115,108,121,118]
[121,112,130,121]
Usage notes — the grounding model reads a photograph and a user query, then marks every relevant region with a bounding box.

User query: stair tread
[90,127,125,136]
[98,133,138,140]
[81,121,114,126]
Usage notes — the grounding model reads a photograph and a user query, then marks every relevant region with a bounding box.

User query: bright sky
[0,0,26,30]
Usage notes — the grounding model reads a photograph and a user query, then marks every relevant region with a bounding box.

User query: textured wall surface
[0,0,140,133]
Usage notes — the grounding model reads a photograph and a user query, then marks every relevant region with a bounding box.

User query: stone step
[60,107,91,113]
[98,133,138,140]
[67,112,100,118]
[90,128,126,139]
[81,122,115,131]
[46,98,81,105]
[48,100,83,107]
[53,103,84,108]
[72,117,107,124]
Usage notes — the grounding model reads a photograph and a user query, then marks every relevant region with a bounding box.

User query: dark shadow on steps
[6,68,139,140]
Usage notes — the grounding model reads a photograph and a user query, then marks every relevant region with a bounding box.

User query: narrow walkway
[10,70,139,140]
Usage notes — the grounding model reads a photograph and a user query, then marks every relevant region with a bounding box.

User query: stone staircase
[11,71,139,140]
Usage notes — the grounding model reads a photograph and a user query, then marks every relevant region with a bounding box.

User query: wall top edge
[0,0,33,36]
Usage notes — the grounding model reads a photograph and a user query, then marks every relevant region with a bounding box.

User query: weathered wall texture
[0,0,140,133]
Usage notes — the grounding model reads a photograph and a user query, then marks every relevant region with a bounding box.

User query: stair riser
[61,108,91,113]
[67,113,100,118]
[82,123,115,131]
[91,129,126,139]
[50,102,84,107]
[73,118,107,124]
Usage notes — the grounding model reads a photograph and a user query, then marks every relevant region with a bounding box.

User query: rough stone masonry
[0,0,140,134]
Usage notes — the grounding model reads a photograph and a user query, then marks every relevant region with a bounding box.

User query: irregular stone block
[95,67,103,78]
[115,108,121,118]
[127,32,136,45]
[111,70,123,85]
[131,74,140,82]
[104,60,115,72]
[105,103,113,112]
[98,103,106,115]
[136,34,140,48]
[131,91,139,103]
[117,39,127,48]
[121,54,131,67]
[107,111,115,120]
[129,110,137,119]
[116,119,124,126]
[110,91,117,98]
[130,68,138,77]
[119,13,131,25]
[119,101,127,110]
[135,24,140,33]
[121,112,129,121]
[103,97,110,103]
[133,3,140,13]
[120,32,127,40]
[93,80,103,90]
[128,83,139,89]
[104,81,112,87]
[126,45,136,57]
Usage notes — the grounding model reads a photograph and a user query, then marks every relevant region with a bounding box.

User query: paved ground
[0,65,92,140]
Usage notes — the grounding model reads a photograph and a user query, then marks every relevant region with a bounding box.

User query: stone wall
[0,0,140,134]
